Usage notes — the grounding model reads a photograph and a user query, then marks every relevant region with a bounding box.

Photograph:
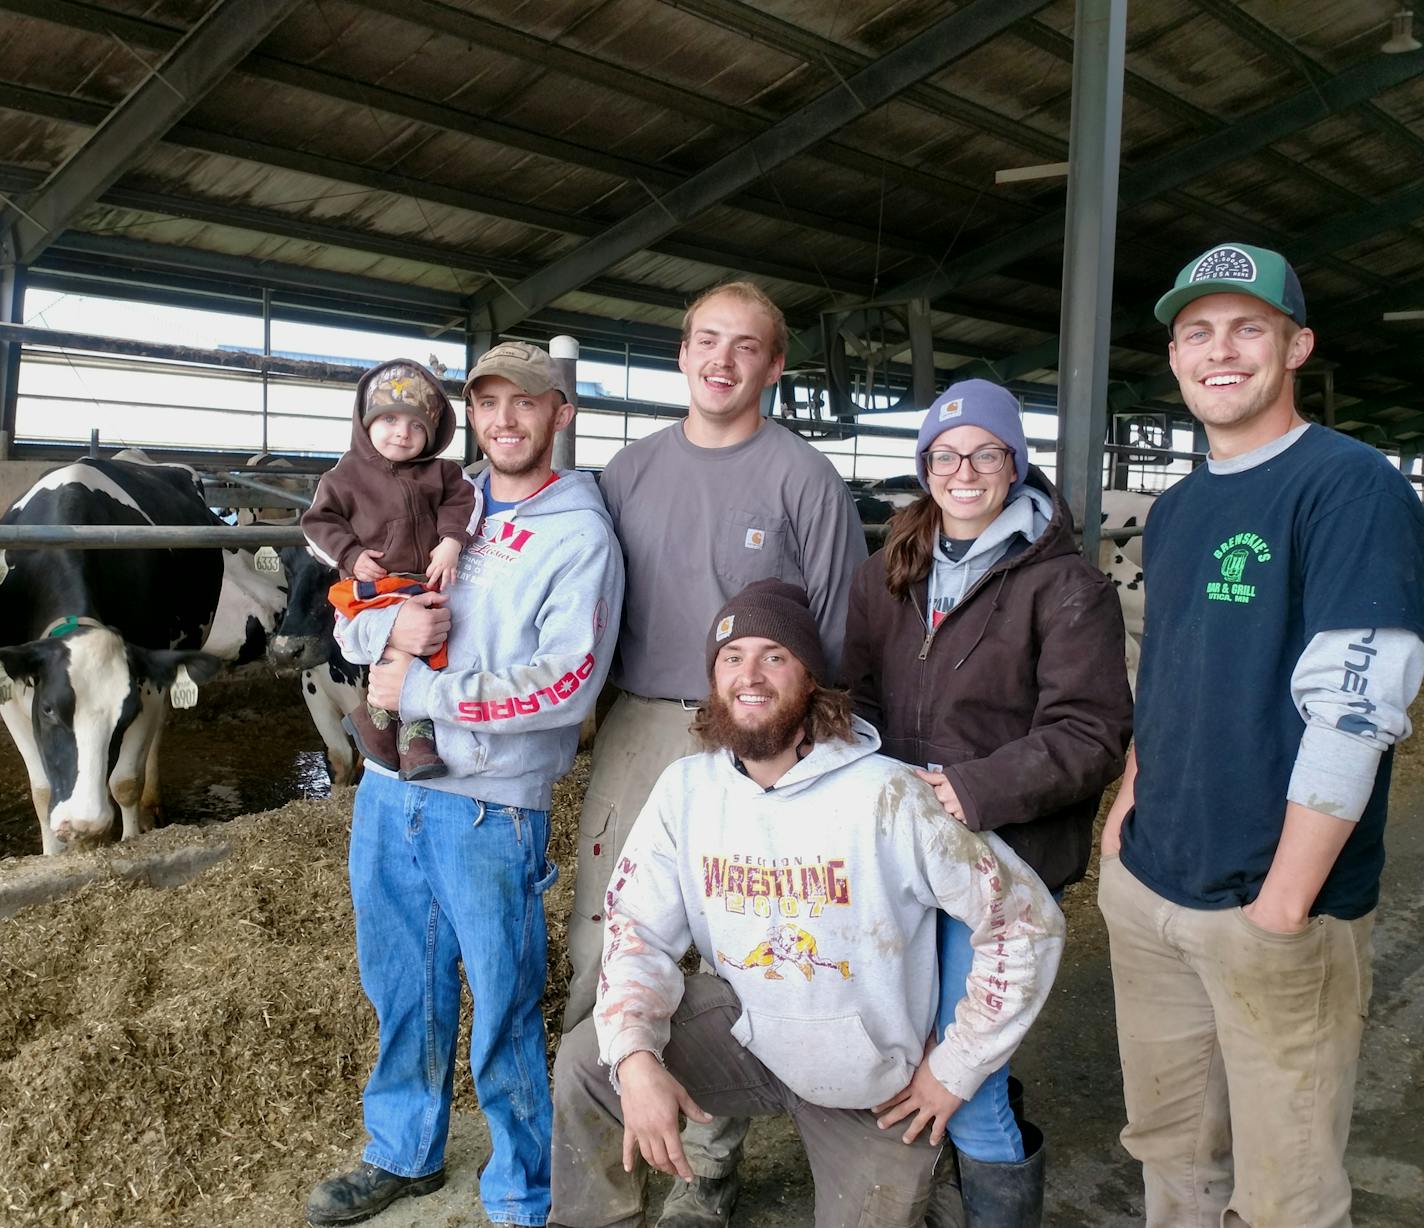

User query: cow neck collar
[44,615,104,639]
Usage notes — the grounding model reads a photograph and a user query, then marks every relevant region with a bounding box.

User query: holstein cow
[225,453,368,787]
[269,544,367,786]
[0,458,286,854]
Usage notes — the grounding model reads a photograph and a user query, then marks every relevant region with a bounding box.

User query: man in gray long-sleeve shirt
[1098,242,1424,1228]
[564,281,866,1228]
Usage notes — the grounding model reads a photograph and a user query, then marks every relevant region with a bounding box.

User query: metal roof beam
[469,0,1055,335]
[796,46,1424,359]
[665,0,1381,274]
[6,0,301,265]
[352,0,1035,221]
[0,82,882,297]
[0,0,995,249]
[921,49,1424,301]
[1190,0,1424,171]
[962,178,1424,385]
[0,163,696,313]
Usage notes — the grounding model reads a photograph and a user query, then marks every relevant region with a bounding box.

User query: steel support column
[0,241,25,451]
[1055,0,1127,563]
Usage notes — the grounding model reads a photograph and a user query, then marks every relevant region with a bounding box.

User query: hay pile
[0,758,590,1228]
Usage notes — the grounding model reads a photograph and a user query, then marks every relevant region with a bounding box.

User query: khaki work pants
[549,975,939,1228]
[1098,854,1374,1228]
[562,692,745,1177]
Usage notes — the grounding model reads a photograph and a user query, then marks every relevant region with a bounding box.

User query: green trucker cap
[1154,242,1307,329]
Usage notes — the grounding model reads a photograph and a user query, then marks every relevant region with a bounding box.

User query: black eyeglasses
[922,446,1013,476]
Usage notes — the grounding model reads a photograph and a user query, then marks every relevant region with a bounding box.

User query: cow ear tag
[0,550,8,586]
[0,663,12,704]
[170,665,199,709]
[254,546,281,573]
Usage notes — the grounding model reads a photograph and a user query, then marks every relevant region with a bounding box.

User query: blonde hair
[682,281,788,358]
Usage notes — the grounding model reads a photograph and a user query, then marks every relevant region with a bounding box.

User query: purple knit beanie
[914,379,1029,497]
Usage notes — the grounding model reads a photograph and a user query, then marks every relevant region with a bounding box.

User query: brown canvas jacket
[303,361,476,577]
[841,469,1133,892]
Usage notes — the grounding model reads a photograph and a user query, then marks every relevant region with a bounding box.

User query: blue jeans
[349,771,558,1226]
[935,912,1025,1163]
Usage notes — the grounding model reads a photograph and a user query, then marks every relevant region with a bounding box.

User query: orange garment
[328,576,448,671]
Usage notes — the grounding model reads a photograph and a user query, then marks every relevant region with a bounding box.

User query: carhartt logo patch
[1191,246,1256,285]
[745,528,765,550]
[938,398,964,421]
[716,614,735,641]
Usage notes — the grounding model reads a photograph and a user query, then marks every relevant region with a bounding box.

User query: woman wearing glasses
[841,378,1132,1226]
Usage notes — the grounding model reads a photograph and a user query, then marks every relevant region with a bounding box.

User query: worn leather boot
[305,1160,445,1225]
[958,1123,1046,1228]
[341,703,399,772]
[656,1172,742,1227]
[398,718,447,782]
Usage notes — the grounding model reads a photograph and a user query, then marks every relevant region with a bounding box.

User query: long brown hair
[882,493,940,600]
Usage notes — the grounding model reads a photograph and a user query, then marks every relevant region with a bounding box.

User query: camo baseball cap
[462,340,564,402]
[361,359,446,437]
[1154,242,1307,329]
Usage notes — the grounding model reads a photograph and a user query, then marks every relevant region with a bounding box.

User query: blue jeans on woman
[935,912,1026,1163]
[348,770,558,1226]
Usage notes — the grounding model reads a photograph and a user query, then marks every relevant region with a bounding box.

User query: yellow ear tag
[0,550,8,586]
[170,665,199,709]
[254,546,282,573]
[0,663,12,705]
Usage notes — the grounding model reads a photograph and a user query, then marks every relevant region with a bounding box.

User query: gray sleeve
[793,466,868,677]
[1287,627,1424,821]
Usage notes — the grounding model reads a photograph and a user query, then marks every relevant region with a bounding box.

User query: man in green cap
[1097,242,1424,1227]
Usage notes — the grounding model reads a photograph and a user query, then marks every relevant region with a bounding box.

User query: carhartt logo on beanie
[915,379,1028,497]
[706,580,827,683]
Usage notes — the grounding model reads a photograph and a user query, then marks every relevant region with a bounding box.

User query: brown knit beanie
[706,580,827,684]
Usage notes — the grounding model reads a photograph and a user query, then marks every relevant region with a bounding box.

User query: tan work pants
[562,693,746,1178]
[550,975,938,1228]
[1098,854,1374,1228]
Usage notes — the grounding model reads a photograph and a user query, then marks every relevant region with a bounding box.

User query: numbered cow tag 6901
[170,665,199,709]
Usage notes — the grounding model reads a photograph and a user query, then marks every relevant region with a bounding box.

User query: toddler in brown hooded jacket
[303,358,479,781]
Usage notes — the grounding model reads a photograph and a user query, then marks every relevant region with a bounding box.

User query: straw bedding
[0,758,589,1228]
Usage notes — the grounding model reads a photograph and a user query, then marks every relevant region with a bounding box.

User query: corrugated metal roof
[1,0,1423,440]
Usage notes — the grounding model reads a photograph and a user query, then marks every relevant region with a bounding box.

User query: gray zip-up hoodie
[335,469,624,811]
[926,486,1054,627]
[596,717,1064,1108]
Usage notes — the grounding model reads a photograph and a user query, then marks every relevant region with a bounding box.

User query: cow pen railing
[0,524,307,549]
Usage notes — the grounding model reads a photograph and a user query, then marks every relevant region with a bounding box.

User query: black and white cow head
[266,546,338,672]
[0,627,222,846]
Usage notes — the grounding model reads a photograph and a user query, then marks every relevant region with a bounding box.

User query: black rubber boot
[305,1160,445,1225]
[924,1143,966,1228]
[958,1123,1045,1228]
